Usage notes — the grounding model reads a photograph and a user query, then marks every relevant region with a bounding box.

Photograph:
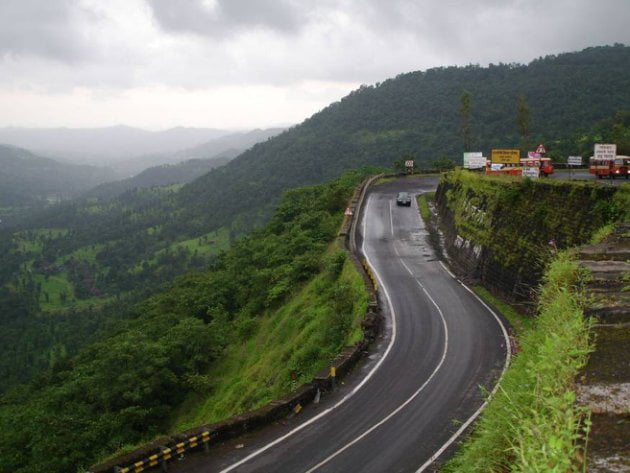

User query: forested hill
[0,145,115,206]
[177,45,630,234]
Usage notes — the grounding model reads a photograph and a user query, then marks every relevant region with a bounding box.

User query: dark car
[396,192,411,206]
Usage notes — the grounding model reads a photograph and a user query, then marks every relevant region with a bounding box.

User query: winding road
[172,176,509,473]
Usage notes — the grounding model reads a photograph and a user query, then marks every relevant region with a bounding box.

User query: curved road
[172,176,509,473]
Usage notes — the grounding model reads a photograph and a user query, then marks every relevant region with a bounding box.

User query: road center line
[302,196,450,473]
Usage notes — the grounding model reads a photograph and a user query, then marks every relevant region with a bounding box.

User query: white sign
[535,143,547,154]
[594,143,616,160]
[528,151,541,159]
[522,167,540,178]
[405,160,414,168]
[463,152,485,169]
[490,163,504,171]
[567,156,582,166]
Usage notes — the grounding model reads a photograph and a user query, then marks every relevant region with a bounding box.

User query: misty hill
[0,125,228,165]
[85,154,235,201]
[112,127,285,176]
[0,145,116,207]
[173,45,630,235]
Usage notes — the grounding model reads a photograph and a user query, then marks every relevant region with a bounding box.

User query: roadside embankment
[430,171,629,471]
[435,170,625,305]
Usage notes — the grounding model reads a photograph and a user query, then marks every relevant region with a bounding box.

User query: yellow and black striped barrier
[116,430,211,473]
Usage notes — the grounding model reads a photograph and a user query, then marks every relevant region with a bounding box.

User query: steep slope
[176,45,630,235]
[0,144,116,206]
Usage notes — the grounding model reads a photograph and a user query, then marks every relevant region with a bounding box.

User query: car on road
[396,192,412,206]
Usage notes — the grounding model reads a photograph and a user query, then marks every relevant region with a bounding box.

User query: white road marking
[217,194,398,473]
[412,263,512,472]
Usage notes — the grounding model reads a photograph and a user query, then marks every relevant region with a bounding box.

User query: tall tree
[459,91,472,151]
[517,95,531,152]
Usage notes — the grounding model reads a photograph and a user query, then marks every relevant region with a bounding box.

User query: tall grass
[443,253,592,472]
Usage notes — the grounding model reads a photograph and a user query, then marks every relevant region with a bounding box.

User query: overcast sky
[1,0,629,130]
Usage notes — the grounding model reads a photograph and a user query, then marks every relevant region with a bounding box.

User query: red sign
[535,143,547,154]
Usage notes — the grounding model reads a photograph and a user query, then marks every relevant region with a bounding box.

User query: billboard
[594,144,616,160]
[491,149,520,164]
[463,152,486,169]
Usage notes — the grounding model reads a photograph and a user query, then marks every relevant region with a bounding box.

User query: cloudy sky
[1,0,629,130]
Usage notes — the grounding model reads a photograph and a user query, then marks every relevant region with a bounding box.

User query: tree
[517,95,531,151]
[459,91,473,151]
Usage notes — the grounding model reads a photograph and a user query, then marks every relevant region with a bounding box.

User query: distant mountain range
[0,145,116,207]
[0,125,228,165]
[112,128,285,176]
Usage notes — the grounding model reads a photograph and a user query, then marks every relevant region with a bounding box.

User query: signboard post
[491,149,520,165]
[463,152,486,169]
[567,156,582,179]
[405,159,414,175]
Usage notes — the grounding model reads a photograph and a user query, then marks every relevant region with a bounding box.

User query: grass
[416,192,434,223]
[443,252,593,472]
[170,246,368,431]
[471,286,534,335]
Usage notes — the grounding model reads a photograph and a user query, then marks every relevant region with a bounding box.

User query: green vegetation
[416,192,434,223]
[0,171,368,473]
[173,248,367,429]
[471,286,534,335]
[171,45,630,241]
[444,253,592,472]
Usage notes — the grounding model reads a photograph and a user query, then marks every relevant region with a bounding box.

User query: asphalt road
[171,176,509,473]
[550,168,628,186]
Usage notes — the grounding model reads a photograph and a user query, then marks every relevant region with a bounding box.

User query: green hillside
[174,45,630,235]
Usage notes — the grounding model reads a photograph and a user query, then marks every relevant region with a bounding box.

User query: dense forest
[0,171,367,473]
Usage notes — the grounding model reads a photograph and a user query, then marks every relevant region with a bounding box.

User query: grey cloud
[148,0,305,38]
[0,0,89,62]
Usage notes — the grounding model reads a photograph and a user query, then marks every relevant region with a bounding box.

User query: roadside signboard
[535,143,547,154]
[491,149,520,164]
[405,160,414,168]
[527,151,541,159]
[463,152,486,169]
[594,144,616,160]
[567,156,582,166]
[522,167,540,179]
